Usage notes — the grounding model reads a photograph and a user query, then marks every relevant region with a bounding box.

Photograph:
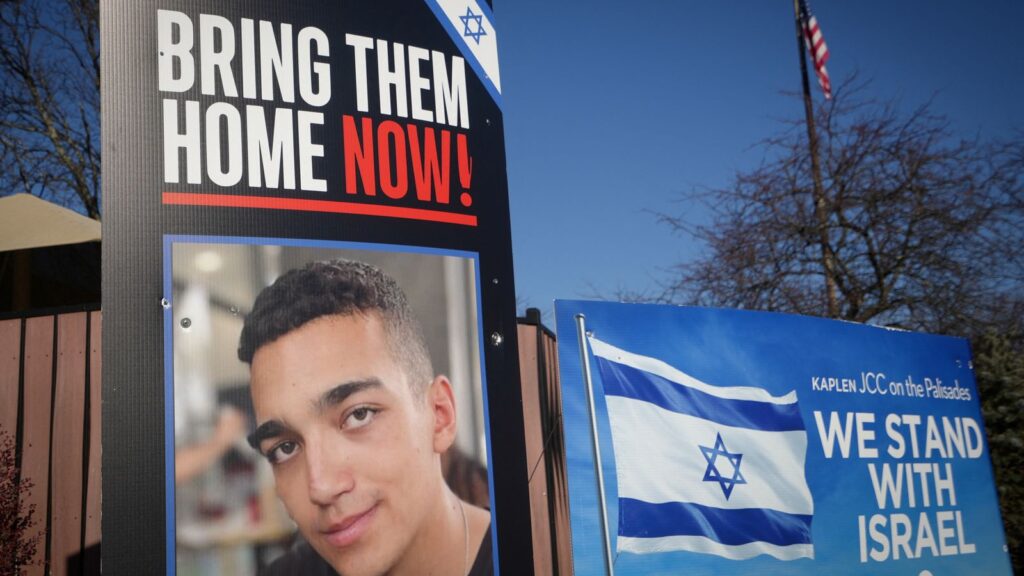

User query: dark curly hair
[238,259,433,392]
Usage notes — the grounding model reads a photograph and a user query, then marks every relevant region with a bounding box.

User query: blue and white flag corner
[424,0,502,106]
[587,336,815,562]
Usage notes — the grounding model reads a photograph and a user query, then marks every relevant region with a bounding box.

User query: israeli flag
[589,337,815,561]
[423,0,502,105]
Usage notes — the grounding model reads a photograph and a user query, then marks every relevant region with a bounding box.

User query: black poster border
[101,1,533,574]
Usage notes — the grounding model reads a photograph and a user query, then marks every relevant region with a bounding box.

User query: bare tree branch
[0,0,100,219]
[654,78,1024,337]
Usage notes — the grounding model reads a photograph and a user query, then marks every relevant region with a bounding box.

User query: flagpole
[575,314,615,576]
[793,0,839,318]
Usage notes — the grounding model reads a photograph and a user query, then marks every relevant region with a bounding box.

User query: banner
[102,2,529,574]
[554,300,1012,575]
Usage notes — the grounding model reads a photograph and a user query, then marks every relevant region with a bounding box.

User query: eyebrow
[248,419,285,450]
[316,378,383,412]
[247,378,384,450]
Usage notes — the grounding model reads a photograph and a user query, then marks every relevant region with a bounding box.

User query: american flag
[799,0,832,99]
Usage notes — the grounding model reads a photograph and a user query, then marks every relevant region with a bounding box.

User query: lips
[319,504,378,548]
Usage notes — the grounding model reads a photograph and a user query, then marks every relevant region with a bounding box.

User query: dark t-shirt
[261,524,494,576]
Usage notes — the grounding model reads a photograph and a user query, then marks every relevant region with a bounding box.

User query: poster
[554,300,1013,575]
[101,2,530,574]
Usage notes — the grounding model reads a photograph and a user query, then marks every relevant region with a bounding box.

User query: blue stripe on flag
[619,498,813,547]
[595,358,805,432]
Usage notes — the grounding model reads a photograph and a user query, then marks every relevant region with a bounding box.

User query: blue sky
[497,1,1024,323]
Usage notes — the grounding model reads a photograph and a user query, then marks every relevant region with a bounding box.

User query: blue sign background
[554,300,1012,575]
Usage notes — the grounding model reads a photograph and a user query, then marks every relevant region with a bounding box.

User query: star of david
[699,433,747,500]
[458,7,487,45]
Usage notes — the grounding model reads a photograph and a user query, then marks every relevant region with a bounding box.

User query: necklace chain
[459,500,469,576]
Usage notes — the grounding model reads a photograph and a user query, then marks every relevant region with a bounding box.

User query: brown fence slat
[50,312,88,576]
[518,324,545,477]
[544,334,574,576]
[21,316,54,576]
[0,319,20,437]
[84,312,102,550]
[517,324,554,576]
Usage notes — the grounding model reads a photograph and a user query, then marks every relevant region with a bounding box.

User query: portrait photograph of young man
[169,243,493,576]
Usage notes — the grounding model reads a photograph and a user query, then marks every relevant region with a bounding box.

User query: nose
[304,438,355,507]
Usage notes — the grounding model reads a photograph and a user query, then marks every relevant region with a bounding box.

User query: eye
[265,441,300,465]
[344,406,379,430]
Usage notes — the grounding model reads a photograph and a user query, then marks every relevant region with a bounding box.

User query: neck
[386,487,466,576]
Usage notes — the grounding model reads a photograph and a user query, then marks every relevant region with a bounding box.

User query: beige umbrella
[0,194,100,252]
[0,194,100,310]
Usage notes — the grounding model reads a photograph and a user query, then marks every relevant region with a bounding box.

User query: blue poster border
[162,234,500,576]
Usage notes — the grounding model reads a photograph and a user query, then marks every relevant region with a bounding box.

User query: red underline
[162,192,478,227]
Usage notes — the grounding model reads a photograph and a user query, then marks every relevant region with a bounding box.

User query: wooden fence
[0,309,101,576]
[518,309,574,576]
[0,307,571,575]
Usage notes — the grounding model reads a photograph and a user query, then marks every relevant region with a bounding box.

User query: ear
[427,375,457,454]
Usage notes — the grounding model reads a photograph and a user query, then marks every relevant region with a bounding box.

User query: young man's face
[248,312,454,576]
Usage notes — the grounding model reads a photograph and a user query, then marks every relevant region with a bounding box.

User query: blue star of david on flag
[700,433,747,499]
[459,7,487,44]
[423,0,502,104]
